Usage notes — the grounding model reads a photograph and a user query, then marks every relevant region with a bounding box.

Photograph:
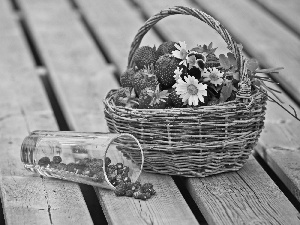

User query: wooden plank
[96,173,199,225]
[192,0,300,203]
[185,156,300,225]
[0,0,93,224]
[194,0,300,106]
[18,0,118,132]
[253,0,300,36]
[255,78,300,202]
[18,0,199,224]
[135,0,300,223]
[74,0,161,73]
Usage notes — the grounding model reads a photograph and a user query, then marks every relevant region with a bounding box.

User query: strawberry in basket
[132,46,157,70]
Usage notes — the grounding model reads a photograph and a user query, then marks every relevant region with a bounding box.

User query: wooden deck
[0,0,299,224]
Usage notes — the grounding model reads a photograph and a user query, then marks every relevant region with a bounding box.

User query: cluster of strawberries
[115,41,239,109]
[113,180,156,201]
[38,156,156,200]
[38,156,106,182]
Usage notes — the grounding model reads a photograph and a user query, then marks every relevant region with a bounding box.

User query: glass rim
[103,133,144,190]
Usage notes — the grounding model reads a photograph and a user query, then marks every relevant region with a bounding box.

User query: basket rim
[104,89,267,114]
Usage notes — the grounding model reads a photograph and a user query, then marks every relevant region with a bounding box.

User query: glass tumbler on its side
[20,130,144,190]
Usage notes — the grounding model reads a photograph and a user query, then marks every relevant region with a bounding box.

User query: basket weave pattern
[104,6,267,177]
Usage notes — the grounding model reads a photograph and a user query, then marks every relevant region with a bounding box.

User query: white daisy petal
[198,89,207,97]
[191,95,198,106]
[172,50,181,59]
[175,74,208,106]
[181,92,190,102]
[179,41,187,50]
[202,72,209,78]
[188,96,193,105]
[174,43,181,50]
[197,94,205,103]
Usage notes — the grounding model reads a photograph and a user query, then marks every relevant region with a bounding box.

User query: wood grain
[195,0,300,106]
[256,96,300,203]
[0,0,93,224]
[18,0,118,132]
[18,0,199,224]
[186,156,300,225]
[74,0,161,73]
[253,0,300,36]
[96,173,198,225]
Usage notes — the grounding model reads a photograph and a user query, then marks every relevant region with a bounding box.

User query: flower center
[209,72,219,81]
[187,84,198,95]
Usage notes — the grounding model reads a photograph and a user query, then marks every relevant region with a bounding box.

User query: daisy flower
[202,68,224,86]
[174,75,207,106]
[172,41,188,66]
[173,67,183,81]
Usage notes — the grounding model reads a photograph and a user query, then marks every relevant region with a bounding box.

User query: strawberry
[156,41,177,60]
[205,53,220,68]
[155,55,183,88]
[133,65,159,96]
[138,85,169,109]
[132,46,157,70]
[168,88,184,108]
[114,87,138,108]
[120,68,135,88]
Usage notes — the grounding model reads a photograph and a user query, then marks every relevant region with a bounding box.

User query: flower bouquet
[103,6,287,177]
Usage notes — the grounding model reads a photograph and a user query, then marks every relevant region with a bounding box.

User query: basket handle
[127,6,249,91]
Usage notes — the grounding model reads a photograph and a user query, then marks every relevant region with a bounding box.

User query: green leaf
[246,58,259,72]
[227,52,237,67]
[219,80,234,103]
[232,71,240,80]
[219,54,231,70]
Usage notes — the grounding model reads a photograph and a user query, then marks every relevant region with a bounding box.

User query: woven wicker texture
[104,6,267,177]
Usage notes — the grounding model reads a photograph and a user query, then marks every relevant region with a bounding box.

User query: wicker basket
[103,6,267,177]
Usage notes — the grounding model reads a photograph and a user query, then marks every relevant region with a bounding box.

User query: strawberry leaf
[227,52,237,67]
[219,80,234,103]
[219,54,231,70]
